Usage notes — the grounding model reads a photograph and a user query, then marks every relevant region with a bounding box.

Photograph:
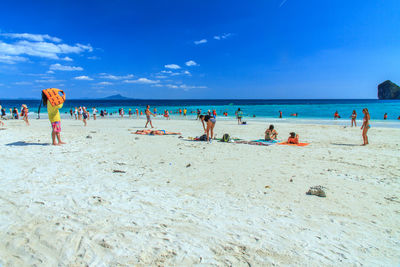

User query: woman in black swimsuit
[199,115,216,143]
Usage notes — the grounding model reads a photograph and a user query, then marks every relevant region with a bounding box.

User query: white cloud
[50,63,83,71]
[161,70,173,74]
[88,56,100,60]
[74,75,93,80]
[35,79,64,83]
[97,81,113,85]
[15,81,32,85]
[0,54,28,64]
[194,39,207,45]
[163,84,207,91]
[46,70,55,74]
[213,33,232,40]
[123,78,159,84]
[99,73,134,80]
[165,64,181,69]
[0,33,92,64]
[183,70,191,76]
[1,33,62,43]
[155,75,167,79]
[179,84,207,91]
[185,60,198,66]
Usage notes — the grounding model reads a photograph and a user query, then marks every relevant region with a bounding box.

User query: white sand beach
[0,117,399,266]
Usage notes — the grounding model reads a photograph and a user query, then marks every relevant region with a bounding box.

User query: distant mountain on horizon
[102,94,130,100]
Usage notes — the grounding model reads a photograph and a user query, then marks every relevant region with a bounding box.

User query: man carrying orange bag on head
[41,88,66,146]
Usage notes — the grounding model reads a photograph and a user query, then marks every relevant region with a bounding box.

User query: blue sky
[0,0,399,99]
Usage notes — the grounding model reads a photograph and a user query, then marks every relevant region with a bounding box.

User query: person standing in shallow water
[351,110,357,127]
[361,108,370,145]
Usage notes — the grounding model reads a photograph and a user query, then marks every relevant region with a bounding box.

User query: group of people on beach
[0,99,387,147]
[0,104,30,126]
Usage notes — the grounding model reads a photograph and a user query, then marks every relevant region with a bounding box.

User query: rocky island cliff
[378,80,400,99]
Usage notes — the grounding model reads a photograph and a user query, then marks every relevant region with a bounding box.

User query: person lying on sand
[287,132,299,144]
[265,124,278,141]
[133,129,181,135]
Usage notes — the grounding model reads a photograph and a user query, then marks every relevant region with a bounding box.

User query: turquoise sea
[1,99,399,127]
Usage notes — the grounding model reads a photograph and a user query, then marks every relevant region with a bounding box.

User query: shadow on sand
[6,141,50,147]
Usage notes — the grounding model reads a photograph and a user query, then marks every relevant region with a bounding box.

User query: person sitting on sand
[265,125,278,141]
[20,104,29,126]
[287,132,299,144]
[199,114,216,143]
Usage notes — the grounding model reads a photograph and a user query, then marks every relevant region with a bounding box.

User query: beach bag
[199,134,207,141]
[222,133,230,142]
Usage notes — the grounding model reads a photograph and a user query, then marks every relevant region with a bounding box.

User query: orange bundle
[42,88,65,106]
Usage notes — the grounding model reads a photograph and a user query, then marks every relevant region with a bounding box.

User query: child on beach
[383,113,387,120]
[287,132,299,144]
[20,104,29,126]
[351,110,357,127]
[43,93,65,146]
[265,125,278,141]
[361,108,370,145]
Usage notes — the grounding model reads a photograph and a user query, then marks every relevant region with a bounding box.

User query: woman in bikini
[265,124,278,141]
[20,104,29,126]
[361,108,370,145]
[82,107,88,126]
[199,114,216,143]
[351,110,357,127]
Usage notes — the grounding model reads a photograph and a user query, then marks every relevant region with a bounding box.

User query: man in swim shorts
[145,105,155,128]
